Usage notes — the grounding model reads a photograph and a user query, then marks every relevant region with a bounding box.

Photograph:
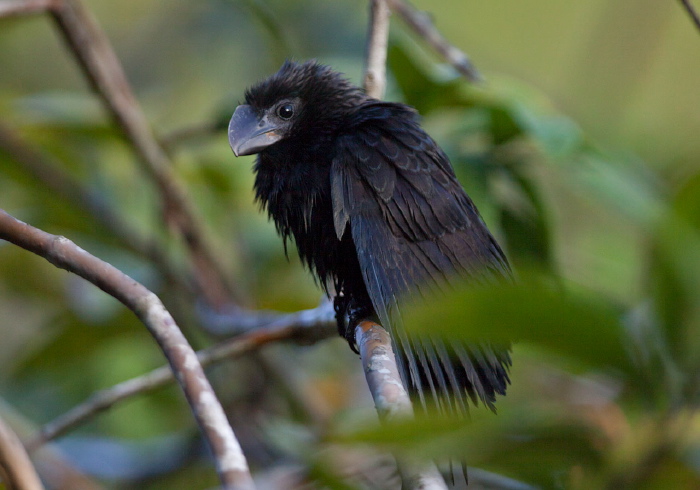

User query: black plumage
[228,60,511,416]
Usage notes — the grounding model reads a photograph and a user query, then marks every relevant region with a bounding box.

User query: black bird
[228,60,511,416]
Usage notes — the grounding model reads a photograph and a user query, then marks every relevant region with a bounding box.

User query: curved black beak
[228,105,283,157]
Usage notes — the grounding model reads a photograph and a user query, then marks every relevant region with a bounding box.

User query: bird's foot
[333,295,348,338]
[334,295,375,354]
[346,304,376,355]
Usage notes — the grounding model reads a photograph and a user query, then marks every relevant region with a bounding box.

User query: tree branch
[29,303,336,451]
[386,0,482,82]
[0,0,55,18]
[0,415,44,490]
[364,0,391,99]
[679,0,700,33]
[361,4,448,486]
[355,321,447,490]
[355,321,413,421]
[0,399,105,490]
[47,0,236,308]
[3,1,324,461]
[0,209,254,489]
[2,0,235,307]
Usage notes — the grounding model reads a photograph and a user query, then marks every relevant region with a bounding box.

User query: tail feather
[401,337,511,414]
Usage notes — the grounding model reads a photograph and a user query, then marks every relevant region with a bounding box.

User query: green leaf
[332,411,602,488]
[649,213,700,378]
[403,273,631,374]
[567,153,664,226]
[673,173,700,231]
[494,168,554,271]
[489,105,524,145]
[387,41,466,115]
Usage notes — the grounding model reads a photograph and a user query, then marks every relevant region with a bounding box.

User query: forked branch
[0,209,254,489]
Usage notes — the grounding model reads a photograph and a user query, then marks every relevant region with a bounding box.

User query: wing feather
[332,103,511,412]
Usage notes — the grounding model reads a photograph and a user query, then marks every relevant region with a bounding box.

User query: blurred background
[1,0,699,488]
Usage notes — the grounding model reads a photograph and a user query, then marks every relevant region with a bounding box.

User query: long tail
[398,334,511,415]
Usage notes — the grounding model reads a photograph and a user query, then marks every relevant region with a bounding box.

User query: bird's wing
[331,106,510,412]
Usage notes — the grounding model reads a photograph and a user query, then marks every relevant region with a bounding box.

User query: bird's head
[228,60,366,157]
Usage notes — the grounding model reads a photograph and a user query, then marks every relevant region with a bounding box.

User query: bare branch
[679,0,700,33]
[364,0,391,99]
[48,0,236,308]
[355,321,413,420]
[355,321,447,490]
[0,415,44,490]
[0,398,105,489]
[29,303,336,450]
[0,209,254,489]
[0,0,55,18]
[386,0,482,82]
[198,298,334,336]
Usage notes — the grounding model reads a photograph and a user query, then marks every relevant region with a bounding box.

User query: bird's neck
[253,142,334,243]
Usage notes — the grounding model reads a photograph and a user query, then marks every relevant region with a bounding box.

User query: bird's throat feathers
[253,146,334,256]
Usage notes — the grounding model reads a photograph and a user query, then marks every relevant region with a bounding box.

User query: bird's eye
[277,103,295,120]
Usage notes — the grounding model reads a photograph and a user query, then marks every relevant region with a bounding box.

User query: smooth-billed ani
[228,60,511,416]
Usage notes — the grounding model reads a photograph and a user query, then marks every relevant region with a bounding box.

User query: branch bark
[679,0,700,32]
[364,0,391,99]
[355,321,413,421]
[0,415,44,490]
[0,399,104,490]
[47,0,235,308]
[0,209,254,489]
[355,321,447,490]
[386,0,482,82]
[29,303,336,451]
[0,0,55,18]
[361,4,448,487]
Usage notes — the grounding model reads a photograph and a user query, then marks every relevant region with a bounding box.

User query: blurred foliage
[331,40,700,490]
[1,0,699,489]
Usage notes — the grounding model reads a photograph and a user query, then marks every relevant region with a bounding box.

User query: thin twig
[29,303,336,451]
[0,209,254,489]
[386,0,482,82]
[0,415,44,490]
[364,0,391,99]
[679,0,700,32]
[0,0,55,18]
[355,321,447,490]
[48,0,236,308]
